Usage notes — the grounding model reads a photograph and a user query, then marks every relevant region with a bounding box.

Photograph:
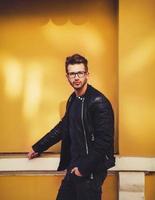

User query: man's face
[66,63,89,90]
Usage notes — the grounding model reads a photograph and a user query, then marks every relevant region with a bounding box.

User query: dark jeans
[56,170,107,200]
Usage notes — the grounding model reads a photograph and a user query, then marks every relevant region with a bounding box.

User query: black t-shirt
[69,96,86,168]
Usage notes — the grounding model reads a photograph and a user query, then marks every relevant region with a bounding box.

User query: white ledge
[0,156,155,172]
[112,156,155,172]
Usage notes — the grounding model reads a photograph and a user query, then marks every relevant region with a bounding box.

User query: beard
[70,78,87,90]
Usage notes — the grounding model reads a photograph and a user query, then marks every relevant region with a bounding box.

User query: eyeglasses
[67,71,86,78]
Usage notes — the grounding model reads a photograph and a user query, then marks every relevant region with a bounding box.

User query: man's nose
[74,74,79,79]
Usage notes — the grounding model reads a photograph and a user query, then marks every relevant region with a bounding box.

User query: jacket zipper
[81,98,94,179]
[81,98,89,154]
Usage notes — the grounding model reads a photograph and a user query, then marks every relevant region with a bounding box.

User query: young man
[28,54,115,200]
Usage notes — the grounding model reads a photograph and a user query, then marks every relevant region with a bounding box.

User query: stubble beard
[72,79,87,91]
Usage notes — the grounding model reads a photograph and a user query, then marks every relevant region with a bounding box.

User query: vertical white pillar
[119,172,145,200]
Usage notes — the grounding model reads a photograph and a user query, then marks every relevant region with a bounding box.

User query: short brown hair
[65,54,88,73]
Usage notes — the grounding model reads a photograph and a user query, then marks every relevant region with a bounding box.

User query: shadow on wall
[0,0,118,25]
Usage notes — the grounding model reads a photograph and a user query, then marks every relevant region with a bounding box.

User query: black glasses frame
[67,71,86,78]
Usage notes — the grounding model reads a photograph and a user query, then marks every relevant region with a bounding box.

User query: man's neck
[75,83,88,97]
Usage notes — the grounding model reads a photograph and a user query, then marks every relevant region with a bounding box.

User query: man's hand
[71,167,82,177]
[27,150,39,160]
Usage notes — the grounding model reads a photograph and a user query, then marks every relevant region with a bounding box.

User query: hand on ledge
[27,149,39,160]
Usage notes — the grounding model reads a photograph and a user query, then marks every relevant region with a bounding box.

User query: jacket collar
[71,84,92,98]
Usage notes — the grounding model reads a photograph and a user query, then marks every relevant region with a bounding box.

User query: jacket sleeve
[32,115,67,154]
[78,96,114,176]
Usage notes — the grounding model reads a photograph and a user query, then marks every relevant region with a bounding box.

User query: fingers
[27,151,33,159]
[71,167,82,177]
[71,167,77,173]
[71,168,75,173]
[27,150,39,160]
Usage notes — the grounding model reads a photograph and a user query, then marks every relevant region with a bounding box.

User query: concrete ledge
[1,154,153,200]
[113,156,155,172]
[0,155,155,172]
[119,172,145,200]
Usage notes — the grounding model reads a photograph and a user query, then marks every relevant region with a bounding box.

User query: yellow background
[145,174,155,200]
[0,173,118,200]
[119,0,155,156]
[0,1,118,153]
[0,0,155,199]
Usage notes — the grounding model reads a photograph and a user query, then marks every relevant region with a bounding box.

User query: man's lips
[74,81,81,85]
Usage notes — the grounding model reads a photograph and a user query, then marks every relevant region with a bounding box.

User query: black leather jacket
[32,84,115,176]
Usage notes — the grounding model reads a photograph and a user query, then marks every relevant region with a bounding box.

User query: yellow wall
[145,174,155,200]
[119,0,155,156]
[0,174,118,200]
[0,1,118,152]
